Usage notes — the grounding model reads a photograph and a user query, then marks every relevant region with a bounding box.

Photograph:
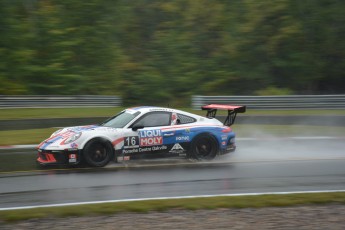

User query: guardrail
[192,95,345,110]
[0,95,122,108]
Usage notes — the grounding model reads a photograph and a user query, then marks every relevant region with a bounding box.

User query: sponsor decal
[68,153,77,163]
[117,156,131,162]
[152,145,168,151]
[122,145,168,154]
[185,128,191,133]
[176,136,190,141]
[139,130,162,146]
[123,148,139,154]
[169,143,184,153]
[117,156,130,161]
[171,143,184,150]
[221,135,228,140]
[222,141,226,145]
[124,156,130,161]
[124,136,139,148]
[71,143,78,148]
[67,125,97,132]
[149,108,173,112]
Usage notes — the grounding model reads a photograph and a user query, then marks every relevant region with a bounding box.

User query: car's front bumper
[37,149,81,165]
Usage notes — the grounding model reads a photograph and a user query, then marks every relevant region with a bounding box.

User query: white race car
[37,104,245,167]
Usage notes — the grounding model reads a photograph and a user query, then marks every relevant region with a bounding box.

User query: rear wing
[201,104,246,126]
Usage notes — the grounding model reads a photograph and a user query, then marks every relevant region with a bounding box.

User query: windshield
[100,111,140,128]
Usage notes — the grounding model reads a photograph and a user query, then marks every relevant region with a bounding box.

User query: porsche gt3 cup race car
[37,104,246,167]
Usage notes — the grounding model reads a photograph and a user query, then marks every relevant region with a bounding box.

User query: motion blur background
[1,0,344,106]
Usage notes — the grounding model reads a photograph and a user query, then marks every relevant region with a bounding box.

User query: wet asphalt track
[1,138,345,209]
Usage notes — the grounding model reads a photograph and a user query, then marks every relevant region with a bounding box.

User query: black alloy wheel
[190,133,218,160]
[83,138,114,167]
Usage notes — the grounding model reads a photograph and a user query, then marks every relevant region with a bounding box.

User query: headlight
[64,132,82,144]
[51,129,63,137]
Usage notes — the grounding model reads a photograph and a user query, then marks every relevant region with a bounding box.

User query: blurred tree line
[0,0,344,106]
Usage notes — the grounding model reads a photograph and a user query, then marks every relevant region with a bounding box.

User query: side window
[134,112,171,127]
[177,114,196,124]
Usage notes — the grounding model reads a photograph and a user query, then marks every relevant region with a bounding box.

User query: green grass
[1,107,345,120]
[0,107,122,120]
[0,128,58,145]
[1,192,345,222]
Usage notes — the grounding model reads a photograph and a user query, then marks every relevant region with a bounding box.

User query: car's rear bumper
[220,143,236,155]
[37,149,81,165]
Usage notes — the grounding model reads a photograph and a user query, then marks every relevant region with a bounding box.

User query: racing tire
[82,138,114,167]
[189,133,218,160]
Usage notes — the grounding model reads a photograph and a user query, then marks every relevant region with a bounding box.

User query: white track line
[1,190,345,211]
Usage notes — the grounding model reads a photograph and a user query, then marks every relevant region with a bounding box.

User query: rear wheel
[190,133,218,160]
[83,138,114,167]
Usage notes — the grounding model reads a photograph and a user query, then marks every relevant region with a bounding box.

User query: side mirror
[132,124,144,131]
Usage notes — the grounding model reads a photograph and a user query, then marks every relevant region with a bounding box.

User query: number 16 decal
[124,136,139,149]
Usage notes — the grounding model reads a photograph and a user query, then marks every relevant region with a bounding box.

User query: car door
[121,111,177,159]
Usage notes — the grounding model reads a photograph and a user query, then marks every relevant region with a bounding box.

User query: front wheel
[83,138,114,167]
[189,133,218,160]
